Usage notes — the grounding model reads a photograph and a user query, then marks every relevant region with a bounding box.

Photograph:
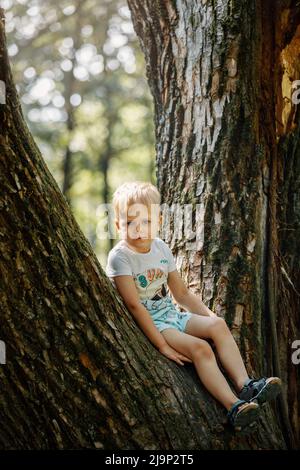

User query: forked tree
[0,1,298,449]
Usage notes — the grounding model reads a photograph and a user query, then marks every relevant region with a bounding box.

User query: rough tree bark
[127,0,300,448]
[0,4,293,450]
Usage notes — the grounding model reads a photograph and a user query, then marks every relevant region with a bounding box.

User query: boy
[105,181,282,433]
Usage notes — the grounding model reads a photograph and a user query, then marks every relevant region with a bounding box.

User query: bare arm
[113,275,167,349]
[112,275,192,365]
[167,270,217,317]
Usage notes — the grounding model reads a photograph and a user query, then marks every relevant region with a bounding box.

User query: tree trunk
[0,5,292,450]
[127,0,300,448]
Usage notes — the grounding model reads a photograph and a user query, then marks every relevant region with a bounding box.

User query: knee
[191,339,214,360]
[209,316,229,337]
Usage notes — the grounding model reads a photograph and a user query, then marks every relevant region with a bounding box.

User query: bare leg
[184,315,249,392]
[161,328,239,410]
[191,344,240,410]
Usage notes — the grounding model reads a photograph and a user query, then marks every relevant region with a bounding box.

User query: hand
[159,343,193,366]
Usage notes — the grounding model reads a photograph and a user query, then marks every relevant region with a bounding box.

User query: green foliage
[6,0,155,260]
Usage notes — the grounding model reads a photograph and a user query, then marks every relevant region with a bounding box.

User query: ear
[115,219,120,231]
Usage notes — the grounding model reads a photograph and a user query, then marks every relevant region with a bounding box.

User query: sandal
[227,399,260,433]
[239,377,282,406]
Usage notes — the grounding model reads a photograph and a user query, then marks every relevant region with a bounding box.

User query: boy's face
[115,203,161,250]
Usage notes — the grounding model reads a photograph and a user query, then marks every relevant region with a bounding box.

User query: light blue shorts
[140,295,193,333]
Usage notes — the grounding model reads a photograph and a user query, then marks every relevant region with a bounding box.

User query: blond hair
[112,181,161,222]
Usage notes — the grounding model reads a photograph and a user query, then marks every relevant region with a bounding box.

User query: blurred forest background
[4,0,155,266]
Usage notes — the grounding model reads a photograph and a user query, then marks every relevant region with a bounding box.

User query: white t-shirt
[105,237,177,300]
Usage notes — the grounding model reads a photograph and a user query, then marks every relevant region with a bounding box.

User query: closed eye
[127,219,150,226]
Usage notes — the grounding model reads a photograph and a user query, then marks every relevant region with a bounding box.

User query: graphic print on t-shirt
[133,267,167,299]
